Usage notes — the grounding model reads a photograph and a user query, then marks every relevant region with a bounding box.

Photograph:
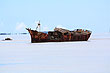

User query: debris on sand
[2,38,12,41]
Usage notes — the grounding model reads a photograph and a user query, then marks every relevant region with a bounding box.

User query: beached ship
[26,22,92,43]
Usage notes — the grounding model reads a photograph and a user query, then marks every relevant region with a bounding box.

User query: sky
[0,0,110,33]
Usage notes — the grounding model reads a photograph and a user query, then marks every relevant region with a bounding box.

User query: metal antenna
[109,27,110,33]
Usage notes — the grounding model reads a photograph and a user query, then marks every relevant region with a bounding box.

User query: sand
[0,33,110,73]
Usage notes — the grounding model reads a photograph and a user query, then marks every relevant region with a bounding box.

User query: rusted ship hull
[26,28,91,43]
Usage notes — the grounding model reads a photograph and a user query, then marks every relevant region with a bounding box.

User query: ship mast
[36,20,41,32]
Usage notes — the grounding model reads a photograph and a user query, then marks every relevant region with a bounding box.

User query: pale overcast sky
[0,0,110,33]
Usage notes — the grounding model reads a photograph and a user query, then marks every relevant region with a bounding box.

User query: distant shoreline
[0,33,28,35]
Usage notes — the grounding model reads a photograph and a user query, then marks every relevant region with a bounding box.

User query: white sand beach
[0,34,110,73]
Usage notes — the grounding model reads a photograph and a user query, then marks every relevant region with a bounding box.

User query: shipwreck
[26,21,92,43]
